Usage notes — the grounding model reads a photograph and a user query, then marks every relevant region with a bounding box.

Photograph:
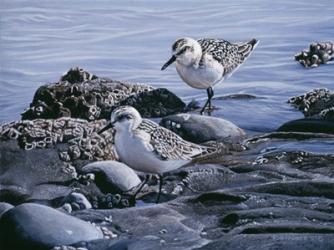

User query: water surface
[1,0,333,152]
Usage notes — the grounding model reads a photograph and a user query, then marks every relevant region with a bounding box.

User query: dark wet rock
[0,138,102,208]
[295,42,334,68]
[73,203,209,250]
[0,140,72,204]
[0,202,13,218]
[81,161,141,193]
[118,88,186,118]
[240,180,334,199]
[21,69,152,121]
[67,236,163,250]
[198,234,334,250]
[60,67,98,84]
[278,118,334,133]
[213,93,259,100]
[166,164,265,196]
[220,207,334,226]
[21,68,186,120]
[246,131,334,145]
[288,88,334,119]
[160,113,245,144]
[0,203,103,250]
[284,88,334,133]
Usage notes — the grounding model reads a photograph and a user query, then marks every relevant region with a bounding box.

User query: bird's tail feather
[238,38,259,59]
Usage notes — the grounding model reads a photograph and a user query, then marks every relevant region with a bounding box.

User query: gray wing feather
[138,119,212,161]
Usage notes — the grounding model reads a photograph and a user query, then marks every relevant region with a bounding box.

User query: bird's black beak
[98,122,114,134]
[161,55,176,70]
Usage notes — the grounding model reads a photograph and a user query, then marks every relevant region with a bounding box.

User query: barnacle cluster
[0,117,117,162]
[21,67,153,121]
[288,88,334,119]
[295,42,334,68]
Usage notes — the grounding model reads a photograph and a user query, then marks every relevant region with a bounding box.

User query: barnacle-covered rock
[283,89,334,133]
[288,88,334,119]
[60,67,98,84]
[117,88,186,117]
[0,117,117,162]
[21,67,186,120]
[295,42,334,68]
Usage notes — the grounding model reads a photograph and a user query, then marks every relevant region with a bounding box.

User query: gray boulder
[160,113,245,144]
[0,203,103,250]
[0,202,13,218]
[82,160,141,193]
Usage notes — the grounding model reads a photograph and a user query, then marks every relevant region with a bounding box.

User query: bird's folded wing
[197,38,244,75]
[138,119,208,161]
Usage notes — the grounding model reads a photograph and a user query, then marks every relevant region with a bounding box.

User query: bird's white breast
[175,54,225,89]
[114,129,187,174]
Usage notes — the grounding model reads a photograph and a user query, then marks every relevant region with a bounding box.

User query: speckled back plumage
[197,38,258,75]
[138,119,215,161]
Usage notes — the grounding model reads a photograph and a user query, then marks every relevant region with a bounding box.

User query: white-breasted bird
[98,106,215,202]
[161,37,259,114]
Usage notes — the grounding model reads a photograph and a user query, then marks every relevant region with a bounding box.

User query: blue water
[1,0,333,149]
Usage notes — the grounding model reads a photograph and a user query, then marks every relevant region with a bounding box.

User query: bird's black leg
[156,175,163,203]
[200,87,214,115]
[207,87,214,111]
[133,174,149,200]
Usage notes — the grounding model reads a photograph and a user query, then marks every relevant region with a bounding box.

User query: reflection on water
[0,0,333,152]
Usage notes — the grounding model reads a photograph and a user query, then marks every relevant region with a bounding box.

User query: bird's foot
[199,105,215,115]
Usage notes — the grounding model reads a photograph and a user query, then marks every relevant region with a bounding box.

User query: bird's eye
[117,114,133,121]
[176,47,187,55]
[117,115,126,121]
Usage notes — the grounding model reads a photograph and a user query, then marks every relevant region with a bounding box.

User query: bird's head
[98,106,142,134]
[161,37,202,70]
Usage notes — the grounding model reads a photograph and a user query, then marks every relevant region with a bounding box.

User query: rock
[295,42,334,68]
[81,161,141,193]
[61,192,92,211]
[160,113,245,144]
[278,118,334,134]
[0,139,103,208]
[60,67,98,83]
[117,88,186,118]
[0,118,117,162]
[73,203,209,250]
[285,89,334,133]
[213,93,259,100]
[0,202,13,218]
[1,134,333,249]
[21,68,186,120]
[68,237,162,250]
[0,203,103,250]
[0,140,72,205]
[198,234,334,250]
[288,88,334,119]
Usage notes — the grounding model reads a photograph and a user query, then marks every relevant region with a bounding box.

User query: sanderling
[98,106,215,202]
[161,37,259,114]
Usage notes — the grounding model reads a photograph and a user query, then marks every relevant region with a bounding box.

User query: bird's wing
[197,38,257,75]
[138,119,213,161]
